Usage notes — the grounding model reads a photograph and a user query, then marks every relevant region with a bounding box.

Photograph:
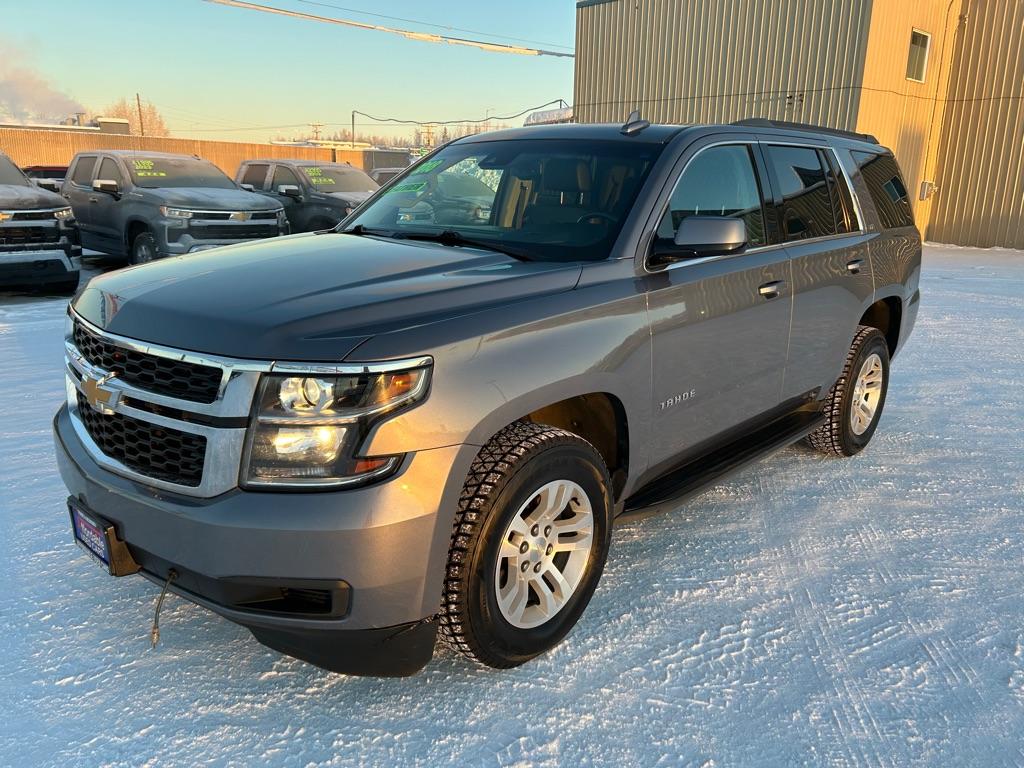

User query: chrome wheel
[850,352,884,435]
[494,479,594,630]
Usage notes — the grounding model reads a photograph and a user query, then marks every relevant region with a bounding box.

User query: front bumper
[0,247,80,289]
[54,404,472,676]
[156,219,288,257]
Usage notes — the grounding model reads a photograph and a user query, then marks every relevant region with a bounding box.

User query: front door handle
[758,280,784,300]
[88,196,99,203]
[846,258,865,274]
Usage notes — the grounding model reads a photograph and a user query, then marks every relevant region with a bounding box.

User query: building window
[906,29,931,83]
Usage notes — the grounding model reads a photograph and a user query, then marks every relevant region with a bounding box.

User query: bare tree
[101,97,170,137]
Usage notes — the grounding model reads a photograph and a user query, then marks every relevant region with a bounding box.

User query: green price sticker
[410,159,443,175]
[387,181,427,194]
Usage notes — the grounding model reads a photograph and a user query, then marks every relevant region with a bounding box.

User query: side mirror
[239,183,255,192]
[92,179,120,197]
[651,216,747,266]
[35,179,60,193]
[277,184,302,199]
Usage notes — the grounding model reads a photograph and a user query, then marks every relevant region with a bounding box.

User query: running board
[622,409,826,514]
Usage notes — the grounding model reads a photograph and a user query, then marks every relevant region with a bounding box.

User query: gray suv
[63,151,287,264]
[53,119,920,676]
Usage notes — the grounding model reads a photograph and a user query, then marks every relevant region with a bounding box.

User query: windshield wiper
[396,230,531,261]
[338,224,394,237]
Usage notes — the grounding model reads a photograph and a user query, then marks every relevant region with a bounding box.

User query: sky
[0,0,577,142]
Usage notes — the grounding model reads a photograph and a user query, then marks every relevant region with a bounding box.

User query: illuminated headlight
[159,206,193,219]
[242,362,431,488]
[53,207,75,220]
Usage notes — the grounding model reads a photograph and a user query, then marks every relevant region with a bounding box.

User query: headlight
[0,211,14,222]
[242,361,431,488]
[54,207,74,220]
[276,209,287,225]
[159,206,193,219]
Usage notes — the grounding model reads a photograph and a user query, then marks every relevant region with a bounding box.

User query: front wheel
[440,421,613,668]
[130,231,158,265]
[806,325,890,456]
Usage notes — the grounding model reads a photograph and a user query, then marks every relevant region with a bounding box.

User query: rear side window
[657,144,767,247]
[822,150,859,234]
[851,151,915,229]
[97,157,125,186]
[70,156,97,186]
[765,145,836,241]
[241,163,269,189]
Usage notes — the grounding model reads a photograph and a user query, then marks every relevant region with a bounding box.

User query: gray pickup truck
[62,151,287,264]
[53,118,920,676]
[0,151,81,294]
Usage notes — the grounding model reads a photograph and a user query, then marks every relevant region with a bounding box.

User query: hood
[324,190,375,205]
[73,232,581,361]
[0,183,67,210]
[143,186,281,211]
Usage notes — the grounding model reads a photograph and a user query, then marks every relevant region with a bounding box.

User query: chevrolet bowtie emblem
[81,372,120,414]
[229,211,251,221]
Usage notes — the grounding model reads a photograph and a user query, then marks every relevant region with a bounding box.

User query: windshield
[126,156,236,189]
[346,138,663,262]
[300,165,378,194]
[0,155,28,186]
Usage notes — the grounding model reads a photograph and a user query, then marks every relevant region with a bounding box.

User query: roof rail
[731,118,879,145]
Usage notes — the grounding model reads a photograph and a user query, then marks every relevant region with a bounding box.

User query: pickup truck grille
[74,321,223,404]
[0,224,60,248]
[185,223,279,241]
[76,391,207,487]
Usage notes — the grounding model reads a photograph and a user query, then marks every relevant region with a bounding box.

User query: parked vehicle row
[54,118,921,676]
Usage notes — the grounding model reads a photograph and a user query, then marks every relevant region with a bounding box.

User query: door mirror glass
[658,215,747,262]
[277,184,302,198]
[92,179,120,196]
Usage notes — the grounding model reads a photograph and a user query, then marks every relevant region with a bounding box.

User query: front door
[642,140,792,475]
[89,157,130,256]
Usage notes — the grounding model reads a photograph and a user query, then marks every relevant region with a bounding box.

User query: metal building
[574,0,1024,248]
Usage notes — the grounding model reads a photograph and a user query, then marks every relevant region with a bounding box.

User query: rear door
[642,137,793,475]
[761,141,874,401]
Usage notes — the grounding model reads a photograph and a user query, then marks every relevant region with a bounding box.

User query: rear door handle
[758,280,784,299]
[846,258,865,274]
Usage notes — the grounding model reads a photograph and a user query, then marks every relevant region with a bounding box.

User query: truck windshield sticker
[302,167,336,185]
[410,159,443,175]
[387,181,427,194]
[132,159,167,178]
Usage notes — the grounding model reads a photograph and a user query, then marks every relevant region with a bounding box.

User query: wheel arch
[124,218,151,251]
[859,294,903,357]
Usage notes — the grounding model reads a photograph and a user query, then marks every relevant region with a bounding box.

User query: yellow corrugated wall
[573,0,873,129]
[929,0,1024,248]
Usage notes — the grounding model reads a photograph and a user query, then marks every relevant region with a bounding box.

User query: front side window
[906,30,931,82]
[240,163,269,189]
[97,157,125,186]
[346,138,663,262]
[766,145,837,241]
[126,156,235,189]
[70,156,97,187]
[272,165,301,191]
[656,144,767,247]
[852,151,915,229]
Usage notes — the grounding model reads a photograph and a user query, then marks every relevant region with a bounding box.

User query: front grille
[191,211,278,221]
[76,391,207,487]
[74,322,223,404]
[188,224,279,240]
[12,210,60,221]
[0,224,60,246]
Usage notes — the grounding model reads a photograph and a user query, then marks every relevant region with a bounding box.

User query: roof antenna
[621,109,650,136]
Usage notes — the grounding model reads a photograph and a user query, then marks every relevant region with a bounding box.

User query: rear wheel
[130,231,158,265]
[806,325,890,456]
[440,421,613,668]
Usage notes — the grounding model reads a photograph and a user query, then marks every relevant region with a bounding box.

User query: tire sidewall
[468,442,612,663]
[131,232,157,265]
[838,331,890,454]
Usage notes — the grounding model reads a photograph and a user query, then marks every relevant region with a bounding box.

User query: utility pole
[309,122,323,141]
[136,93,145,137]
[351,111,356,148]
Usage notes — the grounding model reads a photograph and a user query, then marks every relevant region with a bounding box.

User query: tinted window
[767,145,836,241]
[657,144,767,246]
[126,156,235,189]
[852,151,915,229]
[907,30,930,82]
[241,163,269,189]
[822,150,859,234]
[70,156,97,186]
[0,155,28,186]
[347,138,663,263]
[299,165,377,193]
[97,157,125,186]
[272,165,300,190]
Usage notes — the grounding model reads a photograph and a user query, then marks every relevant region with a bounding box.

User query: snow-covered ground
[2,245,1022,767]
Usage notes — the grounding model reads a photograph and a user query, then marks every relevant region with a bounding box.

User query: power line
[352,99,568,127]
[293,0,574,51]
[203,0,574,57]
